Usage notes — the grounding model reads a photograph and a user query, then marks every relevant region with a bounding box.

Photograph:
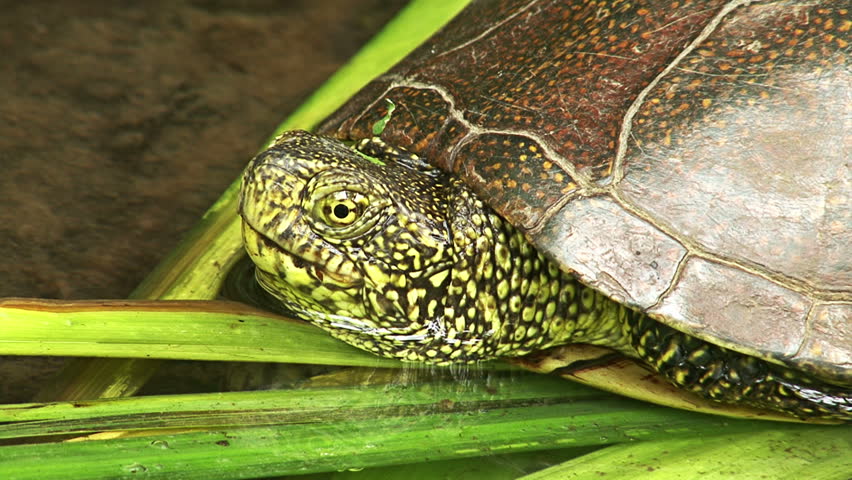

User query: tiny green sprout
[355,149,385,166]
[355,99,397,165]
[372,99,396,136]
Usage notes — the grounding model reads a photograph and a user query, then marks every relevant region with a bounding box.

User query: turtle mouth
[243,221,357,287]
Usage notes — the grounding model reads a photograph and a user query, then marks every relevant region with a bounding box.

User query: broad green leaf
[0,374,794,480]
[291,449,593,480]
[0,299,392,367]
[519,427,852,480]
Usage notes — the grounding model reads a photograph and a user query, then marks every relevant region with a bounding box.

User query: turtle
[237,0,850,421]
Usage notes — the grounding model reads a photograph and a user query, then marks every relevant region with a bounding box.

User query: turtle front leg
[625,313,852,421]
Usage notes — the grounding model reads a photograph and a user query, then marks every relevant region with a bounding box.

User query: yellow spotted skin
[239,131,850,421]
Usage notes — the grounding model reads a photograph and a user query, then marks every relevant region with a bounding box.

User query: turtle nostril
[290,255,306,269]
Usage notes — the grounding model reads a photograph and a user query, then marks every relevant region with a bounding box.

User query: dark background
[0,0,406,299]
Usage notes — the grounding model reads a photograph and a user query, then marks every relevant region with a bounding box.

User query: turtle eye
[317,190,368,227]
[332,203,351,221]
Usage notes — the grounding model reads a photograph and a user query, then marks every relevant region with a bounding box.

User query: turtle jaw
[241,221,359,288]
[241,220,369,320]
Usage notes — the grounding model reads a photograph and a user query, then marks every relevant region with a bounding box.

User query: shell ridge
[611,187,845,301]
[648,251,694,312]
[612,0,759,184]
[385,78,596,191]
[429,0,546,61]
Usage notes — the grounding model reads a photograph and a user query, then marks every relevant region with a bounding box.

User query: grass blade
[0,374,802,480]
[519,427,852,480]
[0,299,392,367]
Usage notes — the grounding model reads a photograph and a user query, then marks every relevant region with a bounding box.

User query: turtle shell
[318,0,850,384]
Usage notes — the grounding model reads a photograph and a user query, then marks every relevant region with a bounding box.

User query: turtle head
[239,131,461,361]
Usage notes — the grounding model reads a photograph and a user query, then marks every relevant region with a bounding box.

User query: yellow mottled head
[239,131,459,360]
